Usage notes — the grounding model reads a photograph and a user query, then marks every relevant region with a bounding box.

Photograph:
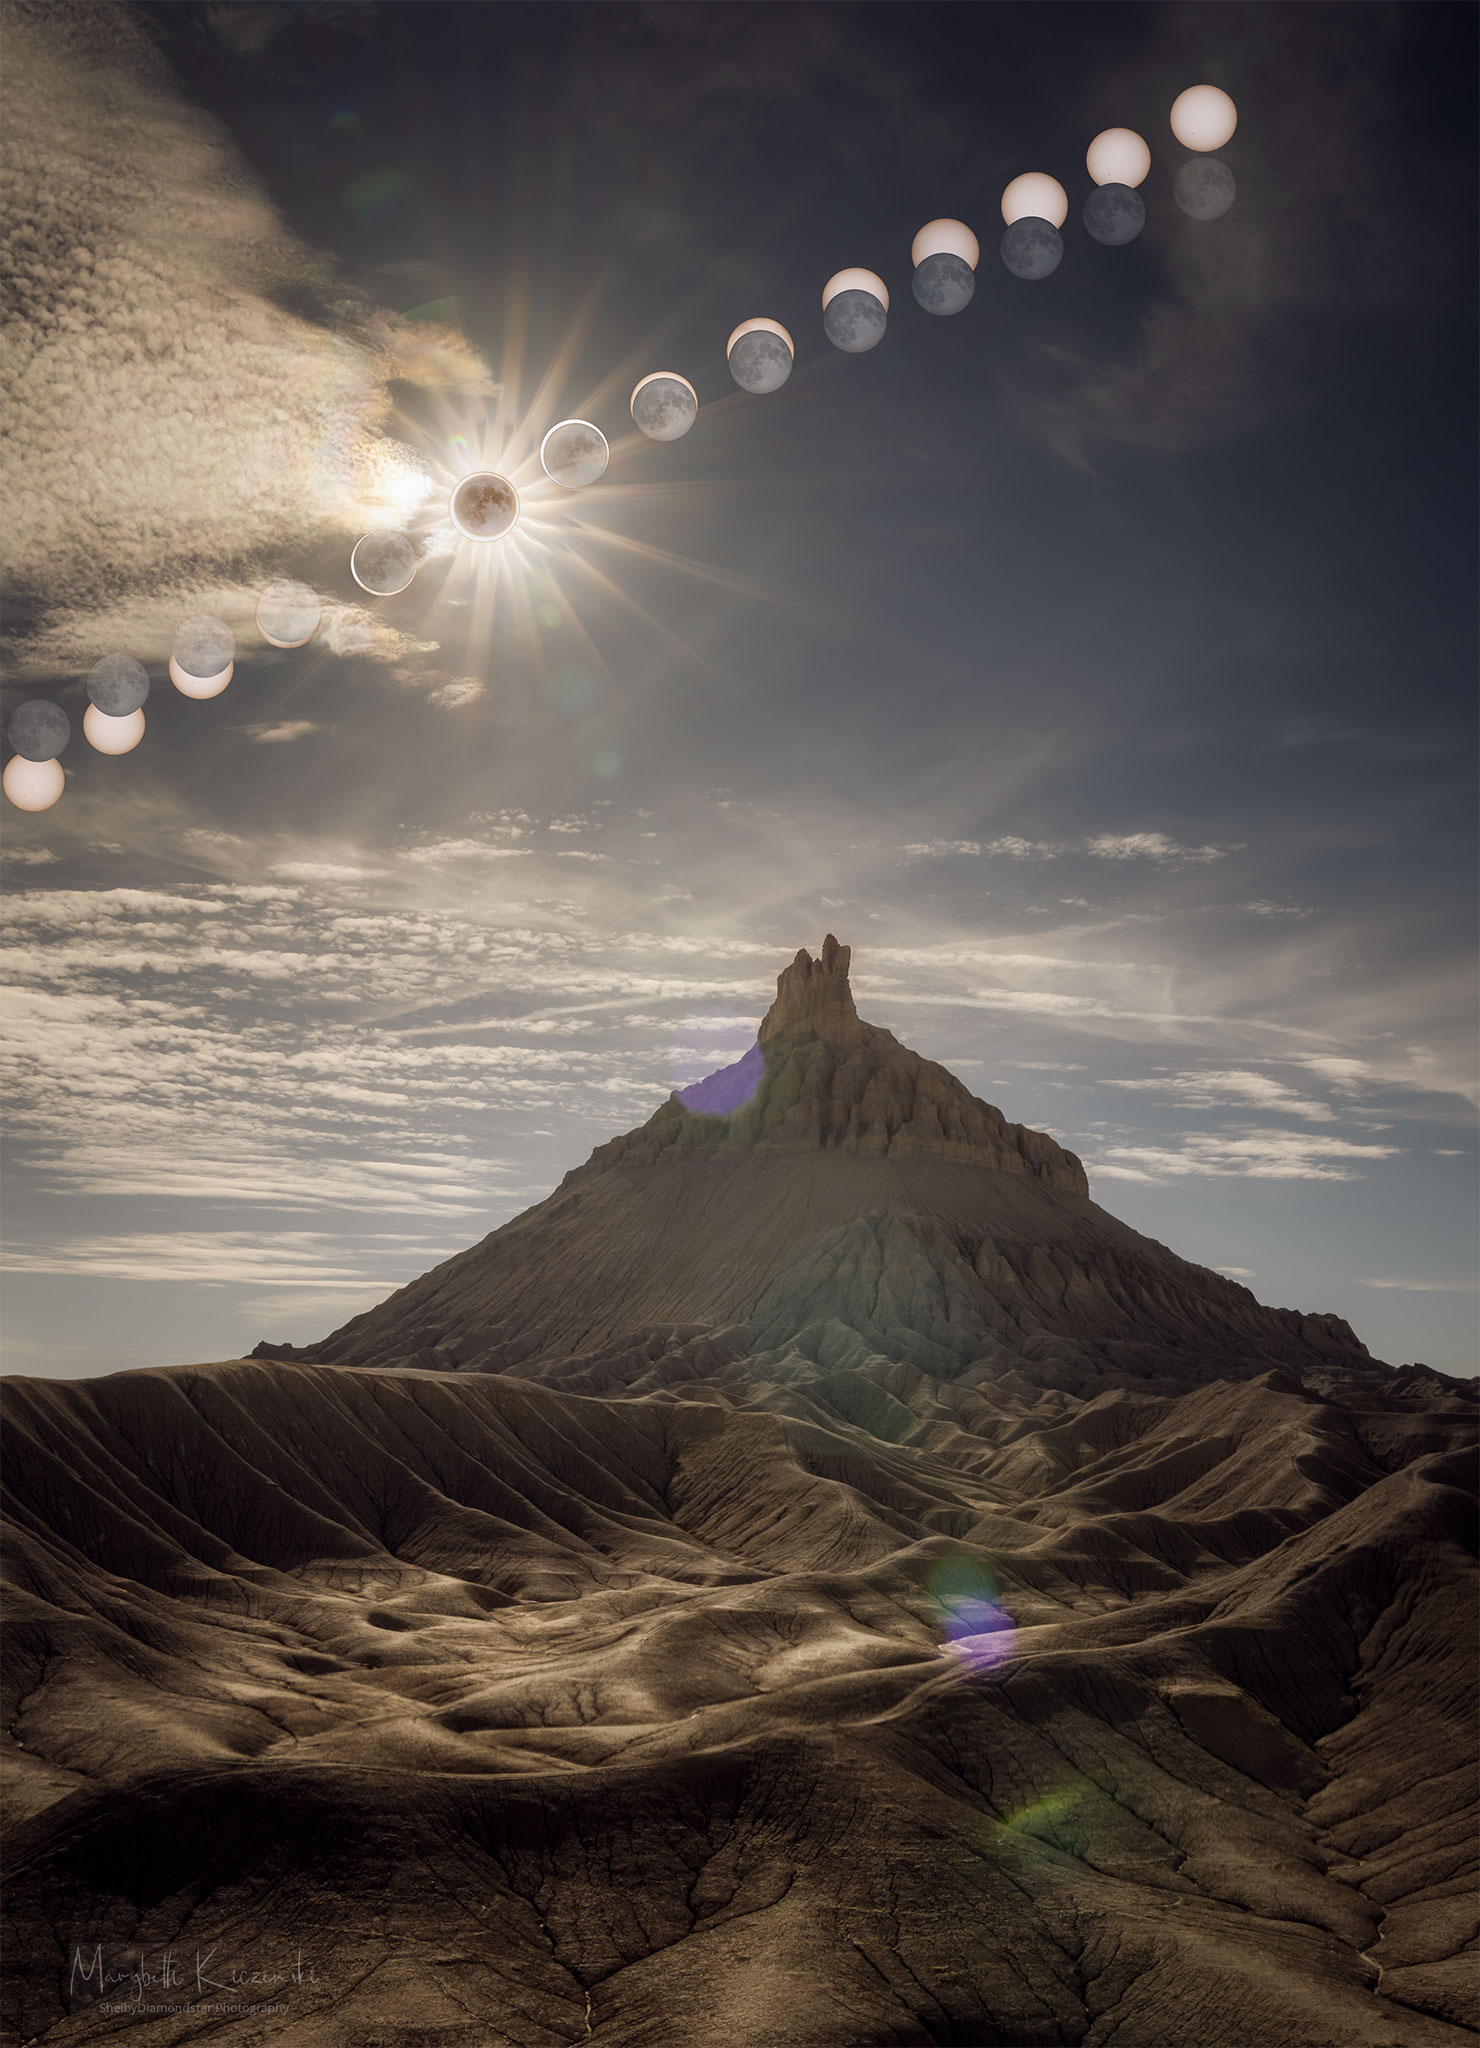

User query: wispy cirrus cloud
[244,721,323,745]
[1357,1277,1479,1294]
[900,833,1240,866]
[1092,1129,1402,1185]
[1,1230,450,1288]
[1103,1066,1340,1123]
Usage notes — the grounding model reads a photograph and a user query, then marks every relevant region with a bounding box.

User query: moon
[1083,183,1146,246]
[1000,218,1063,280]
[170,615,234,698]
[911,218,979,269]
[912,253,974,315]
[1174,158,1236,219]
[87,654,149,717]
[449,472,520,539]
[540,420,609,487]
[255,579,321,648]
[823,290,888,352]
[1086,128,1151,188]
[3,754,64,811]
[822,270,889,353]
[1001,173,1068,229]
[1170,84,1237,151]
[84,704,145,754]
[631,373,698,442]
[727,319,793,394]
[7,699,69,760]
[351,531,417,595]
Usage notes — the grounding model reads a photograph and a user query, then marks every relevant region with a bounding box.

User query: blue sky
[2,0,1475,1376]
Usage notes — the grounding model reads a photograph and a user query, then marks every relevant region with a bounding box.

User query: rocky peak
[759,934,866,1048]
[577,936,1089,1197]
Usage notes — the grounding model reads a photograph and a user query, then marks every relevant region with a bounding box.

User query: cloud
[244,721,322,745]
[928,834,1239,867]
[427,678,485,709]
[401,840,535,865]
[1216,1267,1257,1279]
[985,837,1058,860]
[1296,1056,1368,1090]
[1358,1277,1479,1294]
[327,608,438,664]
[1,846,57,865]
[0,0,490,678]
[1103,1066,1339,1122]
[1092,1129,1401,1185]
[3,1231,397,1287]
[1243,901,1316,919]
[1084,833,1235,866]
[271,862,385,884]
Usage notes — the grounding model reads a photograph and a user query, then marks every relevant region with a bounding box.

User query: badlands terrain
[3,940,1475,2046]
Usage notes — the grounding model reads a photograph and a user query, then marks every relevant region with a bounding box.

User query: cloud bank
[1,0,490,680]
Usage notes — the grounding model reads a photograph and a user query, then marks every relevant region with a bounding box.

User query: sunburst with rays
[356,276,866,714]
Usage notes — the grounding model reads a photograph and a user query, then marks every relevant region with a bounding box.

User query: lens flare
[675,1038,766,1115]
[928,1555,1015,1673]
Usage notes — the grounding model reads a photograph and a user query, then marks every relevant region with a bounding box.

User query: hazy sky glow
[2,0,1475,1377]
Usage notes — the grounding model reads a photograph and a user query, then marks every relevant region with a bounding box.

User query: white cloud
[427,678,485,709]
[1297,1056,1369,1089]
[1084,833,1235,866]
[272,862,385,884]
[1,3,490,675]
[1092,1129,1402,1185]
[1103,1066,1339,1122]
[401,840,534,864]
[327,609,438,665]
[1,846,58,866]
[1358,1277,1479,1293]
[3,1231,391,1287]
[985,837,1058,859]
[244,721,322,745]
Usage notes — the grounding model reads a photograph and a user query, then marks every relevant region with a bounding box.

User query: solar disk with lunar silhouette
[449,471,521,539]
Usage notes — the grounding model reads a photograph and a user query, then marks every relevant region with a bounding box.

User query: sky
[2,0,1475,1379]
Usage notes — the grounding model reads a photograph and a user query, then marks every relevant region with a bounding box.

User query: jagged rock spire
[759,934,865,1047]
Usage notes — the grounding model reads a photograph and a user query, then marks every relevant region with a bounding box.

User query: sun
[448,470,521,541]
